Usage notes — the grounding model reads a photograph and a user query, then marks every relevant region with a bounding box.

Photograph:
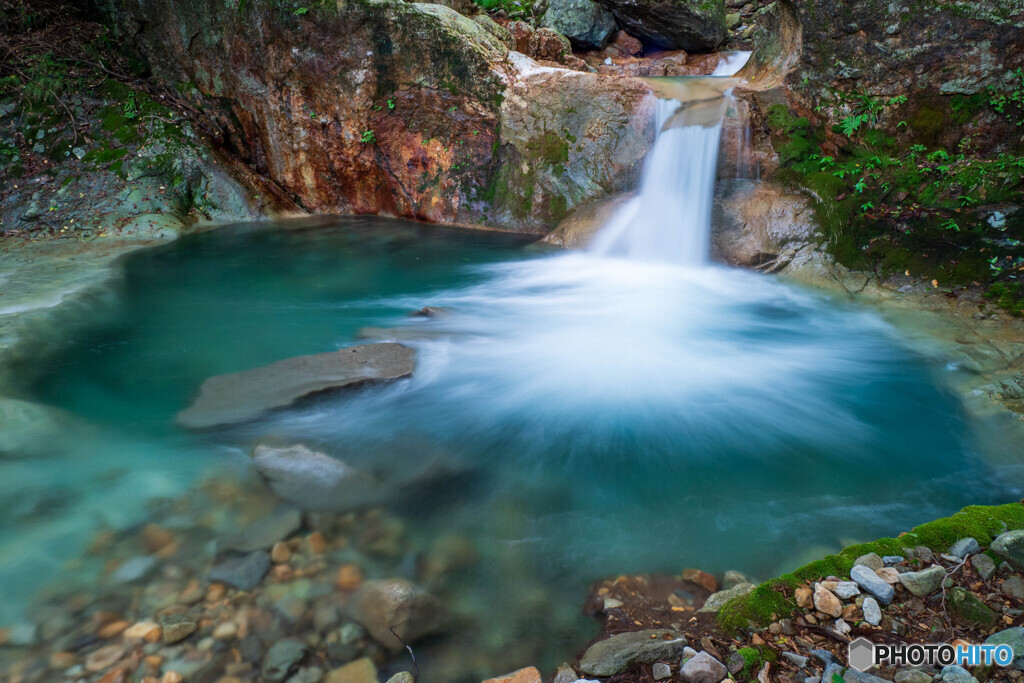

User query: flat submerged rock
[177,343,415,429]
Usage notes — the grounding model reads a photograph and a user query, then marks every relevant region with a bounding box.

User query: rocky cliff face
[104,0,655,232]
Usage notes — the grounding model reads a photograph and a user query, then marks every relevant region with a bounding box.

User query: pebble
[124,621,162,643]
[851,564,894,605]
[323,657,376,683]
[49,651,76,669]
[863,596,882,625]
[652,662,672,680]
[386,674,416,683]
[882,555,905,565]
[552,665,579,683]
[949,538,981,558]
[98,620,131,639]
[813,585,843,617]
[85,644,125,672]
[263,638,308,681]
[482,667,543,683]
[213,621,238,640]
[875,567,900,584]
[217,506,302,554]
[158,614,197,644]
[336,564,363,590]
[940,664,979,683]
[271,542,292,564]
[972,554,996,580]
[209,550,271,590]
[723,570,751,589]
[897,565,946,596]
[894,670,934,683]
[854,553,884,571]
[111,556,158,584]
[834,618,851,635]
[1002,576,1024,599]
[795,587,813,609]
[834,581,860,599]
[681,568,717,592]
[782,652,808,668]
[810,649,838,665]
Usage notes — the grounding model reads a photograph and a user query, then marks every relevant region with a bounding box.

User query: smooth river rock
[697,582,754,613]
[346,579,445,651]
[850,564,894,605]
[252,444,383,512]
[992,530,1024,570]
[897,565,946,597]
[177,343,415,429]
[579,629,688,676]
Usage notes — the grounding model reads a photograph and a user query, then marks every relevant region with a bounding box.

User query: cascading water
[590,51,751,265]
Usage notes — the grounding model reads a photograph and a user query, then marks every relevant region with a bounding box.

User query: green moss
[909,104,948,144]
[83,147,129,164]
[717,502,1024,633]
[526,132,570,167]
[985,283,1024,316]
[950,93,987,124]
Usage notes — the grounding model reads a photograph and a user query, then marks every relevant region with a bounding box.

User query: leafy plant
[360,130,375,144]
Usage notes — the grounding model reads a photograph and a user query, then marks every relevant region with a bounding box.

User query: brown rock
[682,568,718,593]
[49,652,76,669]
[213,621,238,640]
[85,645,125,673]
[324,658,377,683]
[179,580,204,605]
[483,667,543,683]
[795,587,813,609]
[612,30,643,55]
[97,668,127,683]
[813,585,842,618]
[162,673,184,683]
[140,524,174,554]
[272,564,295,582]
[99,620,131,639]
[876,567,900,584]
[144,656,163,675]
[336,565,364,591]
[271,542,292,564]
[124,621,162,644]
[347,579,445,650]
[306,532,327,555]
[206,583,226,602]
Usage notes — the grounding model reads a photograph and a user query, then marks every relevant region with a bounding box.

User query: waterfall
[590,52,751,267]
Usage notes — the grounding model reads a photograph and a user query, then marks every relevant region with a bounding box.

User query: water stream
[2,53,1022,678]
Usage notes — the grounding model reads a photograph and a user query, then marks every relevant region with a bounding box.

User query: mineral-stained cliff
[100,0,656,231]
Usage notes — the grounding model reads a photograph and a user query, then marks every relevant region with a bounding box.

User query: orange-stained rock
[123,621,162,644]
[336,565,364,591]
[97,668,127,683]
[48,652,76,670]
[612,30,643,56]
[139,524,174,554]
[483,666,543,683]
[85,645,125,673]
[98,621,131,639]
[271,542,291,564]
[681,568,718,593]
[305,532,327,555]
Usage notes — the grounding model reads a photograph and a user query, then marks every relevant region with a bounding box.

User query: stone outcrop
[540,0,617,49]
[593,0,727,51]
[105,0,655,232]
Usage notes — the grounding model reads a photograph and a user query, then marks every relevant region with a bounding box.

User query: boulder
[986,627,1024,669]
[850,564,893,605]
[712,180,817,270]
[543,193,634,249]
[346,579,445,651]
[579,629,688,676]
[540,0,617,49]
[177,343,415,429]
[949,538,981,558]
[947,587,999,628]
[252,445,383,512]
[592,0,726,51]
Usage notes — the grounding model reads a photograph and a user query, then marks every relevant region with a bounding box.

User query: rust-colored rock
[612,30,643,56]
[682,568,718,593]
[483,666,543,683]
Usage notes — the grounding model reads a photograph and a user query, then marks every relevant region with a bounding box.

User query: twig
[389,628,419,682]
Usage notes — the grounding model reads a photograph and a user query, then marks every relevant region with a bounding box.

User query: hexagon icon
[848,637,875,672]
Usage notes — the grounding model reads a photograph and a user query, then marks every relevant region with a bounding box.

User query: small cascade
[589,51,751,267]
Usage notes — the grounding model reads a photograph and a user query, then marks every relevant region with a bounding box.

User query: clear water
[4,216,1021,678]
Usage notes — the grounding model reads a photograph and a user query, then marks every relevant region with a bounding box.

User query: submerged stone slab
[579,629,688,676]
[177,343,415,429]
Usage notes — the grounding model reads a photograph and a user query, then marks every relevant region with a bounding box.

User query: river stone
[218,506,301,553]
[159,613,198,644]
[986,627,1024,669]
[835,581,860,599]
[723,570,751,590]
[177,343,415,429]
[992,530,1024,570]
[579,629,688,676]
[882,556,904,565]
[483,667,543,683]
[1002,576,1024,599]
[263,638,308,681]
[972,554,996,580]
[386,673,415,683]
[897,565,946,597]
[652,662,672,680]
[845,671,891,683]
[696,582,755,613]
[894,671,933,683]
[111,556,158,584]
[553,665,580,683]
[252,445,384,512]
[209,551,271,590]
[949,537,981,558]
[540,0,616,49]
[679,651,726,683]
[947,587,998,627]
[593,0,725,50]
[782,652,808,668]
[813,585,842,617]
[862,596,881,626]
[850,564,894,605]
[854,552,884,571]
[347,579,445,651]
[939,665,978,683]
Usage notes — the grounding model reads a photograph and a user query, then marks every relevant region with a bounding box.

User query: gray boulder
[992,530,1024,570]
[949,537,981,558]
[580,629,688,676]
[540,0,616,49]
[972,554,996,580]
[894,671,933,683]
[347,579,445,651]
[252,444,383,512]
[985,627,1024,669]
[592,0,725,51]
[697,582,755,613]
[177,343,415,429]
[939,665,978,683]
[262,638,307,682]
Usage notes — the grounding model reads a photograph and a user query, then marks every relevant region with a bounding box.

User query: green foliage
[361,130,376,144]
[985,282,1024,316]
[988,67,1024,126]
[472,0,535,17]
